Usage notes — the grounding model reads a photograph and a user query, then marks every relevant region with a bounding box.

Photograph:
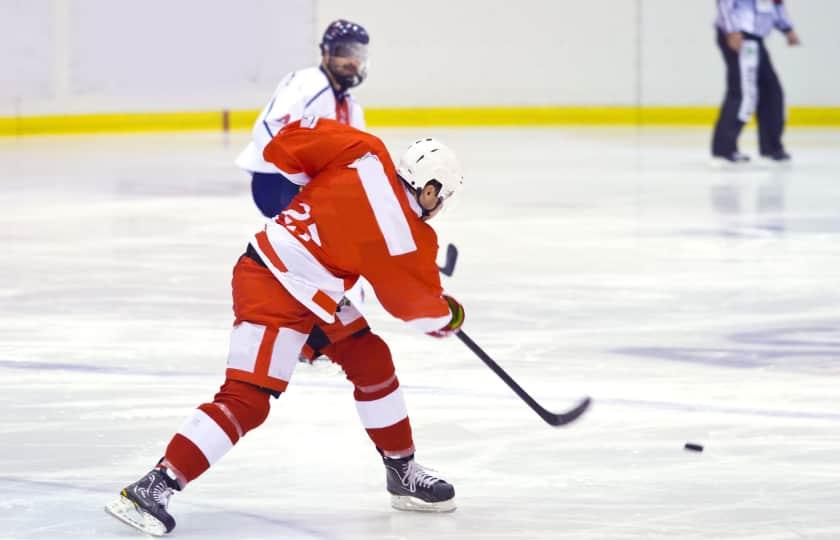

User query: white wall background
[333,0,838,108]
[1,0,836,117]
[0,0,316,115]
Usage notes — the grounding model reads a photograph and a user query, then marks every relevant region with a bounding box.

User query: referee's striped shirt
[716,0,793,37]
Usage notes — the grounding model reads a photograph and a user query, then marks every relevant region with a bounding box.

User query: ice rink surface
[1,126,839,539]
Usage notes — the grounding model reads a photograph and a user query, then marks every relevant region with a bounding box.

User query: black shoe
[384,455,456,512]
[712,151,751,163]
[105,467,180,536]
[761,150,791,162]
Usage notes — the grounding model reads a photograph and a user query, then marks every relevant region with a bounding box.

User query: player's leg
[106,253,315,535]
[755,42,788,160]
[712,30,754,162]
[300,296,369,362]
[106,379,273,536]
[322,324,456,512]
[251,172,301,218]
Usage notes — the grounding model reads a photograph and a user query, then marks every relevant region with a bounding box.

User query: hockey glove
[427,295,465,338]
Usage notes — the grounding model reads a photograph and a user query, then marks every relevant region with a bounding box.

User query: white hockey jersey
[235,66,366,175]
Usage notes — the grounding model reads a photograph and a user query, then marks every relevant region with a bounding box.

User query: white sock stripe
[160,459,188,489]
[355,387,408,429]
[215,402,243,439]
[356,373,397,394]
[381,445,416,459]
[177,409,234,466]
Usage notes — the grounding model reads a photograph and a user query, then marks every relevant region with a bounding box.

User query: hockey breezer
[456,330,591,426]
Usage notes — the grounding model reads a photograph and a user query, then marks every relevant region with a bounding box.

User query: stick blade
[438,243,458,276]
[542,396,591,427]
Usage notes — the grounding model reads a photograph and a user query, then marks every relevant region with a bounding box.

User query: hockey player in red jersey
[105,118,466,536]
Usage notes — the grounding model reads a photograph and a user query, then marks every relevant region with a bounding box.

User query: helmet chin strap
[337,74,362,90]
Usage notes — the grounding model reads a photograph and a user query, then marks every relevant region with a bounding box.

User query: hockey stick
[456,330,591,427]
[438,243,458,276]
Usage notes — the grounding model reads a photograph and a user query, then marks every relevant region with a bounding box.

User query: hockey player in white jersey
[236,19,369,218]
[237,20,371,360]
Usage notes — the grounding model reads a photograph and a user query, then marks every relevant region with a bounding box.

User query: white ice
[1,127,839,539]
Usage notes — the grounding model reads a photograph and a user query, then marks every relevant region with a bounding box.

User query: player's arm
[366,252,465,337]
[773,1,799,45]
[262,117,351,185]
[716,0,738,34]
[251,76,306,157]
[773,1,793,32]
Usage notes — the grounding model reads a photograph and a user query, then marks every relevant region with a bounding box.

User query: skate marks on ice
[612,322,840,374]
[0,476,332,540]
[0,354,835,424]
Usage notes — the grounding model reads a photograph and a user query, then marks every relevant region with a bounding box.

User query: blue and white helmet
[320,20,370,88]
[321,19,369,50]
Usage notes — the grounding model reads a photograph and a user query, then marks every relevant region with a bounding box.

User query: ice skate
[104,467,180,536]
[384,456,456,513]
[760,149,792,163]
[711,151,751,167]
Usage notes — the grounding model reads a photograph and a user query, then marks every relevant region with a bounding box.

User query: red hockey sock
[163,379,271,485]
[325,331,415,457]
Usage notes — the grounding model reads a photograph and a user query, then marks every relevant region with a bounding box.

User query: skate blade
[709,158,748,169]
[390,494,456,513]
[104,495,168,537]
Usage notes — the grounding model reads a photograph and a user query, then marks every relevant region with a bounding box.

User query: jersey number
[278,202,321,246]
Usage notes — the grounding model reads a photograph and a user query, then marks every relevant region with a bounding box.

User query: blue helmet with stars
[320,19,370,89]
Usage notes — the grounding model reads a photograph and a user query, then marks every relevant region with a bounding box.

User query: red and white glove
[427,295,465,338]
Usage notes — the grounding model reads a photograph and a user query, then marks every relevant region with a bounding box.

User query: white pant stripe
[737,40,760,123]
[227,322,264,373]
[268,327,308,382]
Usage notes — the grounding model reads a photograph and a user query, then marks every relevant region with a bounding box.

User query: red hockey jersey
[254,117,451,332]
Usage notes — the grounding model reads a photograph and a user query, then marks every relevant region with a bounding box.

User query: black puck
[684,442,704,452]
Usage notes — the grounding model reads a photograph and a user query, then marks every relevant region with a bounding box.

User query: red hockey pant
[162,256,414,486]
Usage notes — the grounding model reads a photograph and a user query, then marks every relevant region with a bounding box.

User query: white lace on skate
[104,472,176,536]
[390,460,456,513]
[150,482,174,508]
[398,460,442,492]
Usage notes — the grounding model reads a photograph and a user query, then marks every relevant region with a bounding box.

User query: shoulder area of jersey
[282,66,331,93]
[300,115,320,129]
[298,116,379,138]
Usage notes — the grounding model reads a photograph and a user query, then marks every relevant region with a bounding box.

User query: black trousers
[711,29,786,157]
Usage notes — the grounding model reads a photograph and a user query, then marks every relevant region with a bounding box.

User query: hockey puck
[684,442,704,452]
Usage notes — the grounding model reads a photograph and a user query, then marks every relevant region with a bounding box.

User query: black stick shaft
[456,330,591,426]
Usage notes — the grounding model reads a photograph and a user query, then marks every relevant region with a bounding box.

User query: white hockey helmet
[396,138,464,215]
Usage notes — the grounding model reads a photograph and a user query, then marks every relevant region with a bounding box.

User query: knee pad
[327,331,397,397]
[207,379,271,436]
